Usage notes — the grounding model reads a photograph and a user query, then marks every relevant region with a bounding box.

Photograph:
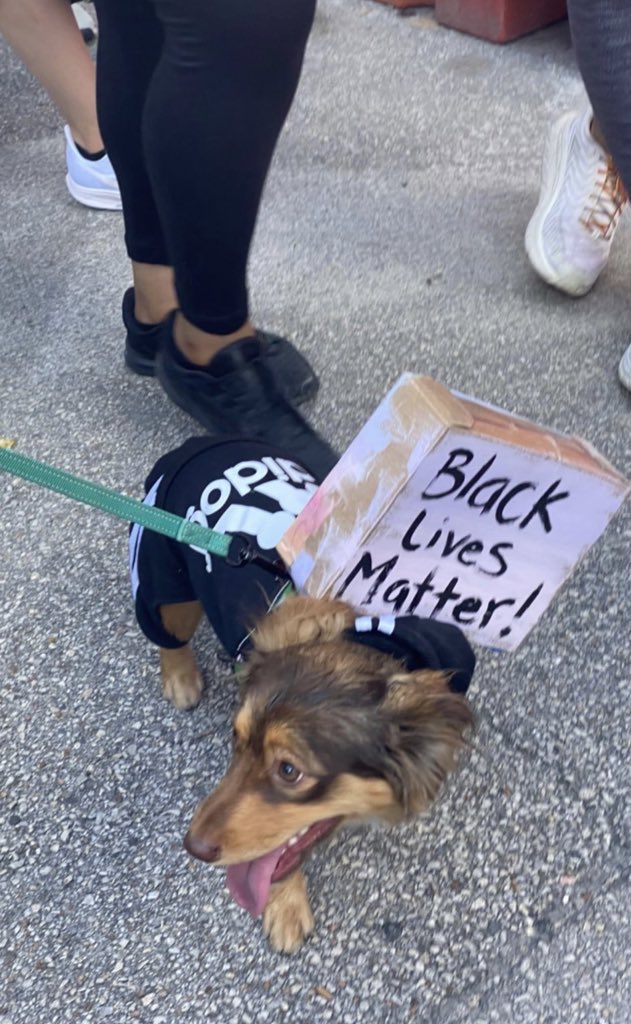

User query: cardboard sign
[278,376,629,651]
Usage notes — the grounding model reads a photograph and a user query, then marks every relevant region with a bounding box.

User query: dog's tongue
[226,845,285,917]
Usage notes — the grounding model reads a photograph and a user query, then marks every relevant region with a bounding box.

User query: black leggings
[568,0,631,193]
[92,0,316,334]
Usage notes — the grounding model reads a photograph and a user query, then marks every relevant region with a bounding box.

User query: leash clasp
[226,532,291,579]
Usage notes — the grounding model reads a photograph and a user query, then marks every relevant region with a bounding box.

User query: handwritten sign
[279,376,628,651]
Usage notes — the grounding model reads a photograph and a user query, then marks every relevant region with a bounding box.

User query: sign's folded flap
[458,394,629,488]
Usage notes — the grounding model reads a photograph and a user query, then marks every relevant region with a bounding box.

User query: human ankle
[134,292,176,326]
[132,263,177,326]
[70,125,105,156]
[173,314,255,367]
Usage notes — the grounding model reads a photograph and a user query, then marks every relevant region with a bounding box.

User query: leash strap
[0,446,289,577]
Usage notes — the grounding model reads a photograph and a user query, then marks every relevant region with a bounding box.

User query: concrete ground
[1,2,629,1022]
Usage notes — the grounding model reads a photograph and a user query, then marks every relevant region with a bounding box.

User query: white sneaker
[72,4,97,38]
[618,344,631,391]
[525,109,627,296]
[64,125,122,210]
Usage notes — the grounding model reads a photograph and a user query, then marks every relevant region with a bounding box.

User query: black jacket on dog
[130,438,475,691]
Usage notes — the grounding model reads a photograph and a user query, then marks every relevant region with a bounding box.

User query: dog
[130,436,475,952]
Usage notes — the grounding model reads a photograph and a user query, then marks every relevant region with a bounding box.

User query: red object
[435,0,567,43]
[372,1,434,9]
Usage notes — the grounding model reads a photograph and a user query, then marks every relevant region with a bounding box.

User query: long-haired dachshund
[130,436,475,952]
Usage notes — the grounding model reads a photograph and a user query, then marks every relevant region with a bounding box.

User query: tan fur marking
[187,771,398,866]
[233,704,254,745]
[160,646,204,709]
[261,723,324,774]
[252,596,356,653]
[263,870,314,953]
[159,600,203,644]
[263,722,297,751]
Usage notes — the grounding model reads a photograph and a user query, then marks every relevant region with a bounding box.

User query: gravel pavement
[1,3,629,1022]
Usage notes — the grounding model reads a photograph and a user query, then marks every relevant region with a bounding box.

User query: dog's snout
[183,830,221,863]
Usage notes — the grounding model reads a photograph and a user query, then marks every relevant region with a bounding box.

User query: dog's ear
[251,596,356,653]
[378,670,474,818]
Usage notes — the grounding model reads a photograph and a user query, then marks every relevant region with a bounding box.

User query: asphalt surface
[1,2,629,1022]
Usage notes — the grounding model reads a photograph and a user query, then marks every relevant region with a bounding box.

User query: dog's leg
[159,601,204,710]
[262,870,315,954]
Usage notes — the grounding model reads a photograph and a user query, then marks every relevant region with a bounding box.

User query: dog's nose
[183,830,221,863]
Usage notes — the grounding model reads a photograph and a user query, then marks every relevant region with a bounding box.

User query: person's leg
[0,0,103,154]
[94,0,316,344]
[92,0,177,323]
[567,0,631,389]
[1,0,121,209]
[94,0,273,335]
[141,0,317,364]
[568,0,631,188]
[94,0,334,466]
[525,3,631,299]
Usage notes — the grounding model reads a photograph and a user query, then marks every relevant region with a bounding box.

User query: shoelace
[581,155,628,241]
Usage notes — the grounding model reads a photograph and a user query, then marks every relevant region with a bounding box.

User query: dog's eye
[277,760,303,785]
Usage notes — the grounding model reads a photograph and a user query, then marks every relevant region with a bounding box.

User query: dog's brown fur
[159,595,474,952]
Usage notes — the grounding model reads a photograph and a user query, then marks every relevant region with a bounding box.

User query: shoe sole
[124,342,156,377]
[525,113,595,298]
[66,174,122,211]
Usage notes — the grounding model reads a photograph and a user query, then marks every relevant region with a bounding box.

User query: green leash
[0,443,289,577]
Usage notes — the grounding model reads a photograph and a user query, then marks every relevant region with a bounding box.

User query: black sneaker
[123,288,161,376]
[122,288,319,405]
[156,316,338,480]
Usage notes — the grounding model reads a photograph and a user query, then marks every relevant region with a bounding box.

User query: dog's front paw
[263,871,314,954]
[160,647,204,710]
